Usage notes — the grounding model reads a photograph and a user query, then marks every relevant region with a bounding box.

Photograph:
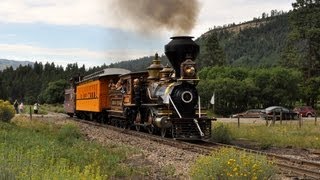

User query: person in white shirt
[34,103,40,114]
[19,102,24,113]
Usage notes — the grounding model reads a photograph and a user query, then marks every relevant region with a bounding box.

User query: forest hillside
[0,59,34,71]
[196,13,289,67]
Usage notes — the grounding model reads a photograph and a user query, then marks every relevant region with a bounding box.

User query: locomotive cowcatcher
[64,36,215,140]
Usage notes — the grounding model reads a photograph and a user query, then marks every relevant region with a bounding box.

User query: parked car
[231,109,263,118]
[261,106,298,120]
[293,106,316,117]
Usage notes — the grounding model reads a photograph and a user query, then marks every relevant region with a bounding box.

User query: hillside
[108,14,290,70]
[107,55,170,72]
[197,14,290,67]
[0,59,34,71]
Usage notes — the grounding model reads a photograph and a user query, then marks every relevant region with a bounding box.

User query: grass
[17,103,64,115]
[217,120,320,149]
[40,103,65,114]
[0,116,150,179]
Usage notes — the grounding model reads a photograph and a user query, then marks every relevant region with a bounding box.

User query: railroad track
[72,118,218,155]
[73,118,320,179]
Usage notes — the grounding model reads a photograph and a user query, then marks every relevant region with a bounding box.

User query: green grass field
[216,120,320,149]
[3,106,318,179]
[0,116,149,179]
[18,104,64,115]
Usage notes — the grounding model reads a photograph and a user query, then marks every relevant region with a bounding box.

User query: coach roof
[82,68,131,81]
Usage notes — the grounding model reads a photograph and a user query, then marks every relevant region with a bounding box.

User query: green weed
[57,124,82,145]
[212,122,233,144]
[190,147,277,179]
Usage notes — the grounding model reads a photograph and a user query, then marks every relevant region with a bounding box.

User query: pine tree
[198,32,226,68]
[290,0,320,78]
[288,0,320,106]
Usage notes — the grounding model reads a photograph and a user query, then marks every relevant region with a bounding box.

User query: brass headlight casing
[184,66,195,77]
[180,59,197,79]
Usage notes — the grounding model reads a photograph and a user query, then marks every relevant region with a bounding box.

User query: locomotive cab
[107,71,148,125]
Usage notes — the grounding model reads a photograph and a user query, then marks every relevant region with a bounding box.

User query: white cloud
[0,0,293,36]
[0,43,153,67]
[0,0,107,26]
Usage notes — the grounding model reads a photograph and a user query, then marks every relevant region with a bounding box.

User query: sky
[0,0,294,68]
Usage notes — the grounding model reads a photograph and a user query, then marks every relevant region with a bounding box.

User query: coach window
[121,79,127,93]
[108,80,116,90]
[127,80,131,94]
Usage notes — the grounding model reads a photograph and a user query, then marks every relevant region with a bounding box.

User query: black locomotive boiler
[64,36,214,140]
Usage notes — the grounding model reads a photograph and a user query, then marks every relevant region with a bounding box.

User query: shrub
[0,100,15,122]
[190,147,277,179]
[212,122,232,144]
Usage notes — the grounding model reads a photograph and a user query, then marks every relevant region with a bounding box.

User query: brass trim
[165,83,175,95]
[157,112,173,115]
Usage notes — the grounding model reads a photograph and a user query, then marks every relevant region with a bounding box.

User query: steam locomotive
[64,36,214,140]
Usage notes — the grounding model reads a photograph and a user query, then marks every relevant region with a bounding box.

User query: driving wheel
[135,111,141,131]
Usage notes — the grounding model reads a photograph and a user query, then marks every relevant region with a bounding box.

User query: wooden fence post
[237,116,240,128]
[29,106,32,120]
[272,111,276,126]
[299,114,302,128]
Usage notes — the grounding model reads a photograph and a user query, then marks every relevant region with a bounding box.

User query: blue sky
[0,0,294,67]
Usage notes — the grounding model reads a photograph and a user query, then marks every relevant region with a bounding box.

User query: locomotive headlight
[184,66,195,77]
[181,91,193,103]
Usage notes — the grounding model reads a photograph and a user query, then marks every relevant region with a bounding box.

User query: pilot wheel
[160,128,166,138]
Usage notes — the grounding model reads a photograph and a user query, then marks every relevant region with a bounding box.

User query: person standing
[19,102,24,113]
[13,100,19,114]
[33,102,40,114]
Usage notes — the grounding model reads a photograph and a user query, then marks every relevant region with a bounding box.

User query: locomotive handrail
[193,119,205,137]
[147,88,158,101]
[198,96,201,118]
[168,95,182,118]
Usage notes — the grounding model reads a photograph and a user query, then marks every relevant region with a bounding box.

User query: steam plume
[111,0,200,35]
